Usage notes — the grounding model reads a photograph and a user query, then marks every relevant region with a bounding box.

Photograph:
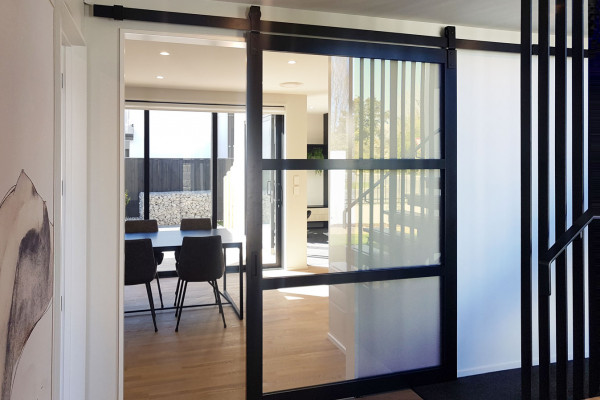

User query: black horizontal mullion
[262,158,445,171]
[261,265,442,290]
[258,34,446,64]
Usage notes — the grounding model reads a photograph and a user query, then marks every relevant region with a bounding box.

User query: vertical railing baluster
[555,0,568,398]
[588,0,600,396]
[380,61,385,268]
[369,59,375,261]
[409,62,417,249]
[572,0,586,396]
[400,62,407,242]
[358,58,365,268]
[520,0,533,397]
[390,61,398,253]
[538,0,551,398]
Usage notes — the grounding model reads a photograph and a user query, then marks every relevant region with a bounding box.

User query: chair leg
[213,280,226,328]
[175,281,188,332]
[173,254,180,305]
[175,278,185,317]
[155,273,164,309]
[174,277,181,307]
[145,283,158,332]
[210,281,220,312]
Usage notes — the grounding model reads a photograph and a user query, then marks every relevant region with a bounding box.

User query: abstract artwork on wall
[0,171,53,400]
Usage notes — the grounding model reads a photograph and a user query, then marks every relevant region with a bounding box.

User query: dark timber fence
[125,158,234,220]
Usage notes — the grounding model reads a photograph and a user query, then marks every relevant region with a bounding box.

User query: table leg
[239,243,244,319]
[221,243,243,320]
[223,248,227,291]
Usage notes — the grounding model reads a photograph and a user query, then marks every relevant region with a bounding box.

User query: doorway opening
[121,30,337,399]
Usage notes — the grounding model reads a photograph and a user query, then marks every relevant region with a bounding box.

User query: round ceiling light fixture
[288,60,296,64]
[156,75,165,79]
[280,81,303,88]
[160,51,170,56]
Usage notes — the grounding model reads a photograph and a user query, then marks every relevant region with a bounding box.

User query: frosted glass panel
[330,57,441,160]
[329,169,441,271]
[262,277,441,392]
[352,277,441,377]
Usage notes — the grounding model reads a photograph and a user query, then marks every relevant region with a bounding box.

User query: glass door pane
[124,109,145,220]
[262,277,441,392]
[256,48,447,396]
[218,112,246,232]
[330,57,441,160]
[262,114,282,267]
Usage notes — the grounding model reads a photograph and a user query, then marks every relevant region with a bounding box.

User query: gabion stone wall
[139,191,211,226]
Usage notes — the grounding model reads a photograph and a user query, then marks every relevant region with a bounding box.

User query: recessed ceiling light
[288,60,296,64]
[280,81,303,88]
[156,75,164,79]
[159,51,170,56]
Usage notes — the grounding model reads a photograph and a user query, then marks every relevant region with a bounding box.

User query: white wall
[457,49,587,376]
[85,16,122,400]
[0,0,86,399]
[307,112,325,144]
[456,50,522,375]
[0,1,55,399]
[62,44,88,400]
[281,96,309,269]
[307,113,326,207]
[0,0,55,205]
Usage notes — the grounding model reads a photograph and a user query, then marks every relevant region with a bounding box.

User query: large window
[125,108,283,268]
[148,110,213,226]
[125,109,235,227]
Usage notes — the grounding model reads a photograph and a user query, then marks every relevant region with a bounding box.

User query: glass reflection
[329,169,441,271]
[330,57,441,160]
[263,277,441,392]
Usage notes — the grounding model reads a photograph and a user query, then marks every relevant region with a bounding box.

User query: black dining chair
[125,239,159,332]
[175,236,227,332]
[180,218,212,231]
[125,219,164,308]
[174,218,213,305]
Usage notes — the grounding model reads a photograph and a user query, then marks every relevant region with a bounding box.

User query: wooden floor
[124,269,422,400]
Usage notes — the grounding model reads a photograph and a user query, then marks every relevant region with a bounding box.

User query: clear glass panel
[262,169,280,266]
[262,277,441,392]
[264,168,440,273]
[262,115,274,159]
[330,57,441,160]
[148,110,213,227]
[124,109,145,220]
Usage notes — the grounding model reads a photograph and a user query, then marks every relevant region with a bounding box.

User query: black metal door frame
[94,4,457,399]
[246,7,457,400]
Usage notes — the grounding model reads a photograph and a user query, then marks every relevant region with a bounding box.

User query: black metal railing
[521,0,590,399]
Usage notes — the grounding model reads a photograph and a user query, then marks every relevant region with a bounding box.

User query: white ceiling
[124,38,330,112]
[216,0,524,32]
[124,1,577,113]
